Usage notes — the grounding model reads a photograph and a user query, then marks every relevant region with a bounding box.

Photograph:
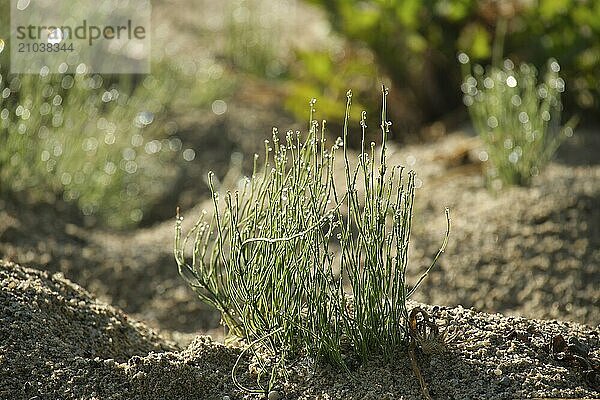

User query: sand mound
[1,260,598,399]
[409,162,600,325]
[0,260,177,398]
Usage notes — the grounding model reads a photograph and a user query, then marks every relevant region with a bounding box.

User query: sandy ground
[1,260,598,399]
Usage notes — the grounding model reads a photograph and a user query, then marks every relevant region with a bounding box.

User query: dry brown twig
[408,307,459,400]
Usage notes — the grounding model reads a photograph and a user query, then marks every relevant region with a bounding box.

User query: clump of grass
[175,86,450,393]
[458,53,577,187]
[0,65,179,228]
[224,0,288,77]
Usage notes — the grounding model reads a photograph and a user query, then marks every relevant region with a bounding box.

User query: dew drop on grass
[518,112,529,124]
[122,148,136,161]
[40,103,51,115]
[508,151,519,164]
[463,95,473,107]
[40,66,50,77]
[211,99,227,115]
[60,172,72,186]
[541,110,551,122]
[511,95,521,107]
[124,161,138,174]
[457,52,469,64]
[90,74,103,89]
[506,76,517,88]
[564,126,574,137]
[134,111,154,127]
[104,133,116,145]
[130,209,143,222]
[169,137,182,151]
[76,63,87,74]
[515,146,523,156]
[145,140,161,154]
[46,158,56,172]
[61,75,74,90]
[183,148,195,161]
[104,162,117,175]
[131,133,144,147]
[52,114,63,127]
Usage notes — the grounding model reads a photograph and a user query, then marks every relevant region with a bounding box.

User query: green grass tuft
[459,54,577,187]
[0,63,184,228]
[175,86,450,393]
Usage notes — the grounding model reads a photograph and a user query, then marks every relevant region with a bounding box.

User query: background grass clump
[459,54,576,187]
[0,64,181,228]
[0,7,234,229]
[175,88,450,391]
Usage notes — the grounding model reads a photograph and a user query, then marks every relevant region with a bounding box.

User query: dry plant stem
[409,341,432,400]
[409,307,436,400]
[231,327,284,395]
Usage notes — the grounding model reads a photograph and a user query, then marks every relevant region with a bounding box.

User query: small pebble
[132,371,146,380]
[493,368,503,376]
[223,396,231,400]
[268,390,280,400]
[104,359,115,368]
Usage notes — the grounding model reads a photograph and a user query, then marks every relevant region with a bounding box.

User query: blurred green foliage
[285,46,385,145]
[0,65,177,229]
[460,56,576,187]
[222,0,307,81]
[298,0,599,132]
[224,0,285,77]
[0,8,234,229]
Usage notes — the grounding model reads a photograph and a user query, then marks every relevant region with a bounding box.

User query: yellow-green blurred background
[1,0,599,229]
